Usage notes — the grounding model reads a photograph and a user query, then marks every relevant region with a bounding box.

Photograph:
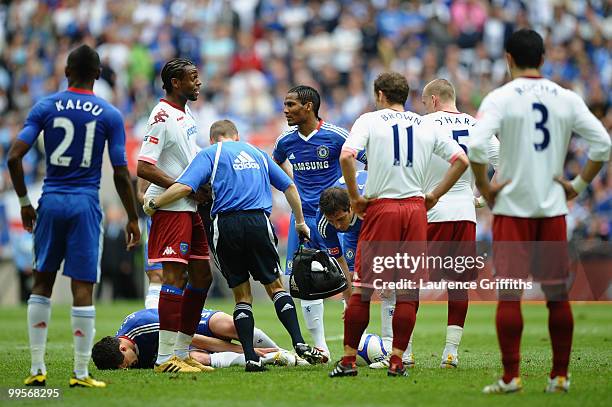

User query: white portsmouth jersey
[138,99,200,212]
[469,77,611,218]
[343,109,464,199]
[422,111,499,223]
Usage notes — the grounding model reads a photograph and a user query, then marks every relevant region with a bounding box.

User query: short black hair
[161,58,195,93]
[288,85,321,120]
[92,336,123,370]
[505,29,545,69]
[66,45,100,81]
[319,187,350,216]
[374,72,409,106]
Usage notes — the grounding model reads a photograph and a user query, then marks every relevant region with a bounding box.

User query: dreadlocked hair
[161,58,194,93]
[288,85,321,120]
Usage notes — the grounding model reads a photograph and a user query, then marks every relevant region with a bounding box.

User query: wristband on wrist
[570,175,589,194]
[295,222,306,227]
[18,195,31,207]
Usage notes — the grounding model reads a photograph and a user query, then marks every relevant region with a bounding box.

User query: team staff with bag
[143,119,327,371]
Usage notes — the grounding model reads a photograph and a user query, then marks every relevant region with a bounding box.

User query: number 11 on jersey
[392,124,413,167]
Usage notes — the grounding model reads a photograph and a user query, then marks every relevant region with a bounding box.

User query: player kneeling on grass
[317,172,413,369]
[143,119,327,372]
[92,308,305,370]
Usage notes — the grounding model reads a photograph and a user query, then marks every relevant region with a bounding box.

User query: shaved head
[423,79,456,103]
[210,119,239,142]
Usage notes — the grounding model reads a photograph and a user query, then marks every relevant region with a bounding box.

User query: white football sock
[210,352,245,368]
[27,295,51,376]
[174,331,193,359]
[145,283,161,309]
[445,325,463,354]
[404,333,414,360]
[300,299,328,353]
[71,305,96,379]
[253,328,278,348]
[260,351,281,365]
[156,330,177,365]
[380,294,395,344]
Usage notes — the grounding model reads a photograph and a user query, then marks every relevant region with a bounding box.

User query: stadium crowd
[0,0,610,298]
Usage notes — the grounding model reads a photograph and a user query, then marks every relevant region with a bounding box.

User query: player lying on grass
[92,308,307,371]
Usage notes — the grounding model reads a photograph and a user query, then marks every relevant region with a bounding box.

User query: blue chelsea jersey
[273,121,366,217]
[315,170,367,264]
[115,309,160,369]
[17,88,127,197]
[116,308,220,369]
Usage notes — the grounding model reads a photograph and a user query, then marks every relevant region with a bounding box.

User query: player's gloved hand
[474,195,487,208]
[295,221,310,241]
[20,205,37,233]
[125,219,141,250]
[143,197,157,216]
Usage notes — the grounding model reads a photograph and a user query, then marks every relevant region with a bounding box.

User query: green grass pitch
[0,300,610,406]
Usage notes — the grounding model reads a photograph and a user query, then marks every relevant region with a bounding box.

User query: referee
[144,119,328,371]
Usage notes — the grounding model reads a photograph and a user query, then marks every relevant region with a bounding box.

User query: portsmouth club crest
[179,242,189,255]
[316,145,330,160]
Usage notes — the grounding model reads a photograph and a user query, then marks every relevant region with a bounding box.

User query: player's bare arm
[191,334,245,353]
[471,162,511,210]
[136,178,151,206]
[283,184,310,241]
[339,149,368,217]
[112,165,141,250]
[143,182,192,216]
[191,334,278,355]
[273,157,294,180]
[554,159,606,201]
[336,256,352,304]
[7,139,36,233]
[137,160,207,204]
[425,154,469,210]
[136,160,176,189]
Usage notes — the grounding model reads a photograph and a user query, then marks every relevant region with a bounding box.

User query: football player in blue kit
[8,45,141,388]
[273,85,366,359]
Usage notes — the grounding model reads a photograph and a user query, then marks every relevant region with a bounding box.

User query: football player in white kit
[421,78,499,369]
[468,29,611,394]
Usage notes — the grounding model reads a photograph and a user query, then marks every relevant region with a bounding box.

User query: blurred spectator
[98,206,138,301]
[0,0,609,273]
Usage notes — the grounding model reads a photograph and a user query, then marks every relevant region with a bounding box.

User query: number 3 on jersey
[50,117,96,168]
[532,103,550,151]
[391,124,413,167]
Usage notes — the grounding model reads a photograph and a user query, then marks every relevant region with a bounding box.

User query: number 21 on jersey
[50,117,97,168]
